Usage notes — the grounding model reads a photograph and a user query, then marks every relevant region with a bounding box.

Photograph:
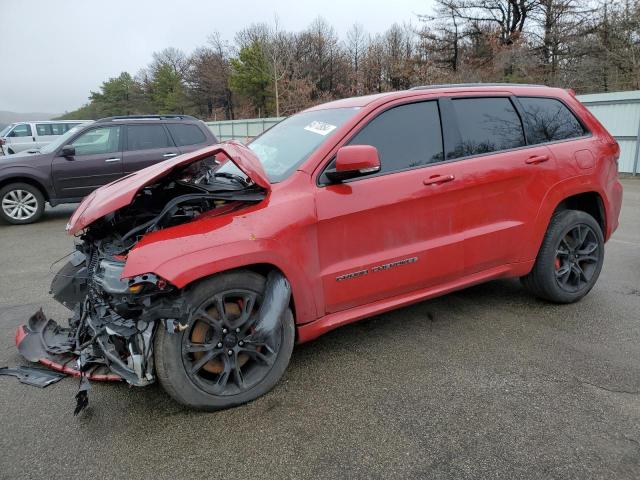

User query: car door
[121,124,179,174]
[5,123,35,153]
[166,123,212,153]
[51,125,124,199]
[443,95,558,274]
[314,100,465,314]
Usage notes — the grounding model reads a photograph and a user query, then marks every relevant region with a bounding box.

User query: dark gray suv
[0,115,217,224]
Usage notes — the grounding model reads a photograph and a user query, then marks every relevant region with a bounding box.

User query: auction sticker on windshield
[304,121,337,136]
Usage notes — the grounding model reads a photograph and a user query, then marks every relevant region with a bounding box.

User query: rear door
[314,100,465,313]
[166,123,212,154]
[51,125,124,199]
[121,123,179,174]
[444,95,557,273]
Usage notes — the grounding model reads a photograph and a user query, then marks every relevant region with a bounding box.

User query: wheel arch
[0,176,50,202]
[527,179,609,264]
[185,263,301,324]
[554,191,606,235]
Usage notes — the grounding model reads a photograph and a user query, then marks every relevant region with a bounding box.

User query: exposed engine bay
[15,148,289,413]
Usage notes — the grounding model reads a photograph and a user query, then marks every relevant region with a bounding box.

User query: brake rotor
[191,301,249,374]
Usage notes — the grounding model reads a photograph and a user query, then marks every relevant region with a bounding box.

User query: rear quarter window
[167,123,207,146]
[518,97,586,144]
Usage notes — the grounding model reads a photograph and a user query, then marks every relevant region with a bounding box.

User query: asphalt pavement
[1,179,639,479]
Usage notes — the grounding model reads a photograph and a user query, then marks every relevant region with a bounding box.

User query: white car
[0,120,92,155]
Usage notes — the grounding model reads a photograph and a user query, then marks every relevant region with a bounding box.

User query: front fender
[145,239,317,323]
[0,165,53,196]
[120,190,321,324]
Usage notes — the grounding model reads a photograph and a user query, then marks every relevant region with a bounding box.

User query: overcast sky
[0,0,432,114]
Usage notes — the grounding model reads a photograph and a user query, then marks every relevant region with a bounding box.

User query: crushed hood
[66,141,270,235]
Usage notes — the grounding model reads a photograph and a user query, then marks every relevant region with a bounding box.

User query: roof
[95,115,198,123]
[305,83,563,111]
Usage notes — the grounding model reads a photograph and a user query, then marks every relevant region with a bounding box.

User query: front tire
[0,182,45,224]
[155,270,295,410]
[521,209,604,303]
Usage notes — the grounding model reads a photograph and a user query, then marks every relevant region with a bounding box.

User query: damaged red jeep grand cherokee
[16,84,623,410]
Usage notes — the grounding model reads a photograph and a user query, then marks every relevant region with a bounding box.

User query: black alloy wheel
[521,209,604,304]
[154,270,295,410]
[182,288,280,396]
[554,224,601,293]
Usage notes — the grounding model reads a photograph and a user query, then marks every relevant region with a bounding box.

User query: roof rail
[96,114,198,122]
[409,82,547,90]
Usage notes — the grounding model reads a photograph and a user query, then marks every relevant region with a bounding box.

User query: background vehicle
[0,120,91,155]
[17,84,623,411]
[0,115,217,224]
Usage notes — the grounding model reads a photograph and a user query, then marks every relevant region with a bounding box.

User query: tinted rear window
[126,124,172,151]
[167,123,207,146]
[451,97,525,157]
[348,101,444,174]
[518,97,586,144]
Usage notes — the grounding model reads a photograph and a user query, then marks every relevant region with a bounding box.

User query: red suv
[17,84,623,411]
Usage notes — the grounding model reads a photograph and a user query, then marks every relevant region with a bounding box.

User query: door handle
[423,174,455,186]
[163,153,178,157]
[105,157,120,163]
[525,154,549,165]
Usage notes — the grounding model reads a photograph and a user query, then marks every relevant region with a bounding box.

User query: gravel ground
[0,178,638,480]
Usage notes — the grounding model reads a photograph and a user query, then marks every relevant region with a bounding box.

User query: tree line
[57,0,640,121]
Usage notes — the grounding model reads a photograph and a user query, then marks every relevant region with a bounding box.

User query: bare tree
[346,23,367,94]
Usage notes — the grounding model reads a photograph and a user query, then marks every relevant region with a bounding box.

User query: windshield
[217,107,360,182]
[39,125,84,154]
[0,124,15,137]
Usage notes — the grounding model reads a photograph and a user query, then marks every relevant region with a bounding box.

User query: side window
[166,123,206,146]
[347,101,444,174]
[51,123,68,135]
[71,126,121,156]
[36,124,53,136]
[10,124,32,137]
[518,97,586,144]
[125,124,172,151]
[451,97,525,157]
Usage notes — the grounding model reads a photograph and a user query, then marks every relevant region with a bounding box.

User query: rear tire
[155,270,295,410]
[521,210,604,303]
[0,182,45,225]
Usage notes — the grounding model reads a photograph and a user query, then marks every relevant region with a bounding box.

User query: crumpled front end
[16,144,270,391]
[17,243,186,385]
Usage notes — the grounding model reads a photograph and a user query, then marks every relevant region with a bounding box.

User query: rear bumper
[605,178,623,240]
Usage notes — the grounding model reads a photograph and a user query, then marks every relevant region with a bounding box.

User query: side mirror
[61,145,75,158]
[325,145,381,183]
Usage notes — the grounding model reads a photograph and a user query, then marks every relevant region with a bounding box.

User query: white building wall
[578,90,640,174]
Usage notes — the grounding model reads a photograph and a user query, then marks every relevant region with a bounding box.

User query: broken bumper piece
[15,309,121,382]
[0,366,66,388]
